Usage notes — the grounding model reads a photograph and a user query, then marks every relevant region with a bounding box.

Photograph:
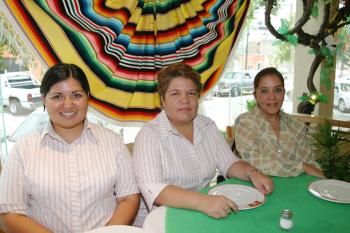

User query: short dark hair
[253,67,284,90]
[157,62,202,99]
[40,63,90,97]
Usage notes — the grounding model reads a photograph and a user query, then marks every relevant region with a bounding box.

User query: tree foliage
[264,0,350,103]
[0,10,36,72]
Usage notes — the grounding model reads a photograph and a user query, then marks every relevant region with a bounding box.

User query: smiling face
[42,77,89,136]
[254,74,285,117]
[162,77,199,127]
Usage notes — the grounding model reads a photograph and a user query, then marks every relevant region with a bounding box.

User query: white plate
[84,225,151,233]
[308,179,350,203]
[208,184,265,210]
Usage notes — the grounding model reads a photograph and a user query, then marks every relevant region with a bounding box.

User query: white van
[0,71,42,115]
[334,80,350,112]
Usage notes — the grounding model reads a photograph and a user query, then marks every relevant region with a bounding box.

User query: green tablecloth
[166,175,350,233]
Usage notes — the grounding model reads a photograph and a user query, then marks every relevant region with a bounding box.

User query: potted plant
[312,121,350,182]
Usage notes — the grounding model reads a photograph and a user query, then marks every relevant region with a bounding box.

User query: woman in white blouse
[0,64,140,233]
[133,62,274,224]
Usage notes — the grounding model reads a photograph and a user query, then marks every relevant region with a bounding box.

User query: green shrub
[312,121,350,182]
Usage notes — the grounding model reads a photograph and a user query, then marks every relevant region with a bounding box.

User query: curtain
[1,0,250,122]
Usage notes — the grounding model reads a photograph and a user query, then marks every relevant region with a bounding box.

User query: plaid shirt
[234,107,320,177]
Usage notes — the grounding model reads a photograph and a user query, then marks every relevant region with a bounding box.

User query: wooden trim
[293,113,350,129]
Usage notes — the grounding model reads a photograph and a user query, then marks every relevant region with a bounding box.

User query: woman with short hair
[133,62,274,224]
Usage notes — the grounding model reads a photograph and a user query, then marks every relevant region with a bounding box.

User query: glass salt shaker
[280,209,293,230]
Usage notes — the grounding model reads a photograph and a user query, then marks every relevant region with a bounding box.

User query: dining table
[143,174,350,233]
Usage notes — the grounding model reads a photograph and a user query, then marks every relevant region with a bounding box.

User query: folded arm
[0,213,52,233]
[107,193,140,225]
[302,163,325,178]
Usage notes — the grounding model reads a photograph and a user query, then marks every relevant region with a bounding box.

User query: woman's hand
[302,163,325,178]
[248,169,274,195]
[197,194,238,219]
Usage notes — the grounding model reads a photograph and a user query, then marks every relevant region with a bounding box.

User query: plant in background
[264,0,350,113]
[246,99,257,112]
[312,121,350,182]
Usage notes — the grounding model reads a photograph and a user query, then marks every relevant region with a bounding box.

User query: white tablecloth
[142,206,166,233]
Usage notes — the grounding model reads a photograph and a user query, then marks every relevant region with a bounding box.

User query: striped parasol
[1,0,250,122]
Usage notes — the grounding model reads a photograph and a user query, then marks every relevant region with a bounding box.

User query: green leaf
[277,27,288,35]
[285,35,298,46]
[272,40,282,46]
[277,19,290,35]
[311,5,319,18]
[311,121,350,182]
[326,58,334,67]
[246,99,257,112]
[297,95,309,101]
[320,46,332,58]
[320,68,331,90]
[281,19,290,29]
[308,49,316,55]
[318,93,328,103]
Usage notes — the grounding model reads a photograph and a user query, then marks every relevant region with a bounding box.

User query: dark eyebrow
[257,85,283,89]
[49,89,84,95]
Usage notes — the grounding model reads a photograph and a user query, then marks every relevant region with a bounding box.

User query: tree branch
[265,0,287,41]
[328,2,350,28]
[307,54,325,93]
[316,2,331,40]
[289,0,315,34]
[327,21,350,36]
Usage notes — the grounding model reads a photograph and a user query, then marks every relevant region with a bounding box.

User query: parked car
[212,70,257,97]
[0,108,123,163]
[334,80,350,112]
[0,71,42,115]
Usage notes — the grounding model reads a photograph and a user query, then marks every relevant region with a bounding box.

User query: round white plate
[208,184,265,210]
[84,225,150,233]
[308,179,350,203]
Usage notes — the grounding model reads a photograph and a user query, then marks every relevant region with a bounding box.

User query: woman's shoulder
[16,126,45,145]
[135,119,161,139]
[281,112,306,129]
[88,122,119,135]
[235,108,259,126]
[88,122,125,143]
[195,114,215,125]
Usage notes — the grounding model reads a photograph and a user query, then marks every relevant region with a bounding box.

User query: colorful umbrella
[1,0,250,122]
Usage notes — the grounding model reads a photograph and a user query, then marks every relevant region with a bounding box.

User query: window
[1,0,349,163]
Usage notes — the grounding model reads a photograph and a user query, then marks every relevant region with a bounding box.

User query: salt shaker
[280,209,293,230]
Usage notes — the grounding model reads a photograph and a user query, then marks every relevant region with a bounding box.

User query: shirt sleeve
[132,128,168,211]
[208,122,240,178]
[0,145,28,214]
[234,115,262,165]
[114,135,140,198]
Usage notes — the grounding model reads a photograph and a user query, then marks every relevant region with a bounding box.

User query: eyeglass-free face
[254,74,285,117]
[42,77,89,137]
[161,77,199,127]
